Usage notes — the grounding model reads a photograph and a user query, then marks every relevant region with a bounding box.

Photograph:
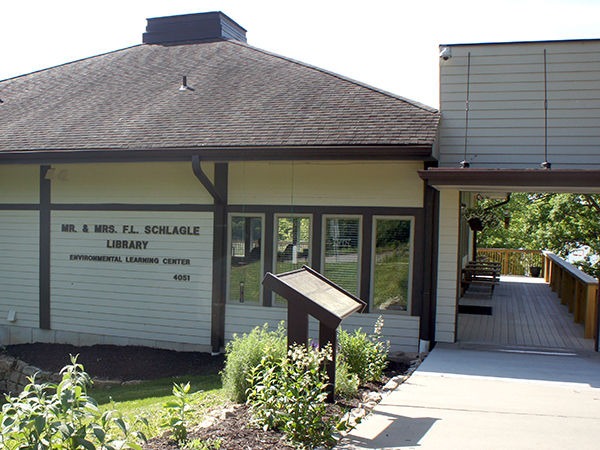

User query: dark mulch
[3,343,410,450]
[2,343,224,380]
[148,405,297,450]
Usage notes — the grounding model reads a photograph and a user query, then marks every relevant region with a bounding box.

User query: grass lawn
[89,374,225,438]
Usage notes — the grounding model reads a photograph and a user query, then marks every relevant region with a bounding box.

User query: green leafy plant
[184,437,222,449]
[221,322,287,402]
[161,382,194,443]
[337,316,390,384]
[0,355,147,450]
[334,357,359,399]
[246,344,353,450]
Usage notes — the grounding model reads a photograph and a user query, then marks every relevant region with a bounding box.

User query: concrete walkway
[337,343,600,450]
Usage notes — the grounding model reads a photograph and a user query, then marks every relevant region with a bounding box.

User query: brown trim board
[0,145,434,165]
[418,168,600,191]
[39,166,51,330]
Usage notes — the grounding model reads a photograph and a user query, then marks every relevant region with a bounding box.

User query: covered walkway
[457,275,594,351]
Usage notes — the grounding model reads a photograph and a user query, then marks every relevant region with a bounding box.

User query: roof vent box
[143,11,247,45]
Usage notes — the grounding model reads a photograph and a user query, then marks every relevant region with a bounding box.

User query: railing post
[594,278,600,351]
[503,250,509,275]
[585,283,598,340]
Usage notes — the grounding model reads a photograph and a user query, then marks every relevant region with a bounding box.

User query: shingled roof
[0,14,439,163]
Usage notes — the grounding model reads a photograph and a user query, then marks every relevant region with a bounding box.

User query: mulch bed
[3,343,410,450]
[2,343,224,380]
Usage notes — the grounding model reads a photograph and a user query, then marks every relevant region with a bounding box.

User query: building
[0,12,440,354]
[420,38,600,344]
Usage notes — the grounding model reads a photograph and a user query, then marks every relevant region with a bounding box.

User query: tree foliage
[477,193,600,278]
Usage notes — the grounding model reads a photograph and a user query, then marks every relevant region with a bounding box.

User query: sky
[1,0,599,108]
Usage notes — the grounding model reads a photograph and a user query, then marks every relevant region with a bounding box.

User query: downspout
[192,156,224,205]
[192,156,228,354]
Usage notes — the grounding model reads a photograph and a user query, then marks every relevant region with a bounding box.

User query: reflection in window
[324,217,360,295]
[373,219,412,311]
[230,216,262,302]
[275,216,310,304]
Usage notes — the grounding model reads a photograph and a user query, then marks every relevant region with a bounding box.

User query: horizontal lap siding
[228,162,424,208]
[339,314,419,353]
[435,190,459,343]
[225,304,420,353]
[0,211,39,327]
[439,40,600,169]
[50,211,213,347]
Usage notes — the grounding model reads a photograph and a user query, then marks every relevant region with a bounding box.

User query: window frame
[370,215,415,315]
[226,212,265,305]
[321,214,363,297]
[272,213,313,306]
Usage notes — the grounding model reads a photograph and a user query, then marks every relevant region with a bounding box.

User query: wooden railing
[477,248,598,340]
[477,248,544,276]
[543,252,598,340]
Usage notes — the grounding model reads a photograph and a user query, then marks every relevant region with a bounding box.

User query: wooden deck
[457,276,595,351]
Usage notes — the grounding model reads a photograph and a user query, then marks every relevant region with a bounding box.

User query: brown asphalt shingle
[0,40,439,154]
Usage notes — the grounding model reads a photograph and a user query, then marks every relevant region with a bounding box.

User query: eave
[0,145,434,165]
[418,168,600,194]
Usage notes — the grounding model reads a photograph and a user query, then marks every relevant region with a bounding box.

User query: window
[275,215,311,304]
[372,217,413,312]
[229,215,263,303]
[323,216,361,296]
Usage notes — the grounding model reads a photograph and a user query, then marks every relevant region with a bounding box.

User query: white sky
[1,0,599,108]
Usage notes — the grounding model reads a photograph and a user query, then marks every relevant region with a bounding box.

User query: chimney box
[143,11,247,45]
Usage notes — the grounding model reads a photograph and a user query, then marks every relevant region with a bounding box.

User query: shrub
[221,322,287,402]
[246,344,353,450]
[0,355,147,450]
[335,357,359,399]
[337,316,390,384]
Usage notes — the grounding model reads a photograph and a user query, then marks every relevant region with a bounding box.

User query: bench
[461,264,500,297]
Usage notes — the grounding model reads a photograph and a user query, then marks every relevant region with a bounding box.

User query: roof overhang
[0,145,434,165]
[418,168,600,194]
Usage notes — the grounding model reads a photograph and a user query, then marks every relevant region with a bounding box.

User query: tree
[478,193,600,278]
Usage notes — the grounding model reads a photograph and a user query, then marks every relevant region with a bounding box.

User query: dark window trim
[0,204,214,212]
[227,204,426,317]
[263,212,275,306]
[51,204,214,212]
[229,205,423,216]
[0,204,40,210]
[226,213,266,305]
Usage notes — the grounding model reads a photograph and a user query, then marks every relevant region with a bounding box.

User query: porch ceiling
[418,168,600,193]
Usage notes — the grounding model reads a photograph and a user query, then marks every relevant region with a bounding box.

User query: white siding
[439,40,600,169]
[49,211,213,349]
[225,304,420,353]
[435,189,460,343]
[0,211,39,328]
[228,162,424,208]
